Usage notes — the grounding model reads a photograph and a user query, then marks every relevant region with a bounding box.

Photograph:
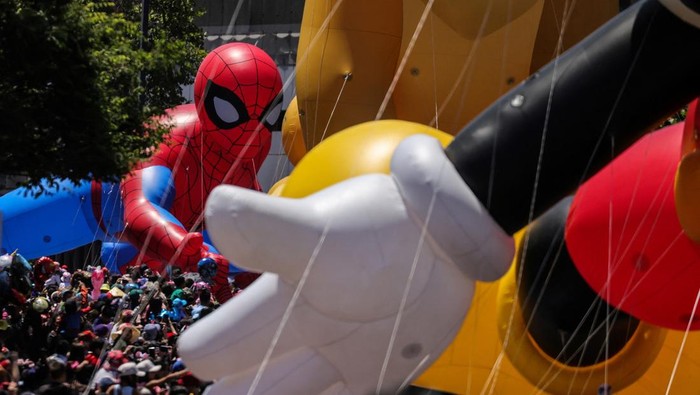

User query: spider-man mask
[194,43,283,160]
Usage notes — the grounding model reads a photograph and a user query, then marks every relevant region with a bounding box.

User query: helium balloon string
[82,180,116,270]
[270,134,294,190]
[607,230,684,308]
[529,275,636,392]
[130,109,195,275]
[546,0,563,59]
[514,227,567,358]
[563,161,673,326]
[140,0,347,272]
[92,183,124,271]
[486,25,563,395]
[398,354,432,391]
[303,0,323,148]
[177,97,280,240]
[589,161,680,305]
[507,2,655,392]
[429,0,494,129]
[605,136,614,389]
[569,6,655,198]
[665,287,700,395]
[297,0,346,149]
[534,295,639,393]
[572,302,609,395]
[146,121,195,273]
[375,0,435,120]
[608,166,677,307]
[587,130,674,294]
[83,302,125,395]
[477,1,514,390]
[246,217,333,395]
[429,12,439,131]
[484,0,574,389]
[164,47,278,269]
[508,1,616,390]
[481,353,506,395]
[464,278,482,393]
[318,72,351,144]
[528,300,603,391]
[576,309,628,395]
[604,135,652,269]
[532,302,616,393]
[180,0,345,241]
[375,187,438,394]
[224,0,246,36]
[486,0,515,210]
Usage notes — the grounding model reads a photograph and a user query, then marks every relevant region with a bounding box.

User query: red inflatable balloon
[566,123,700,330]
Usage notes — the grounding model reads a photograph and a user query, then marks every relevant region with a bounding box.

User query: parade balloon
[180,121,514,394]
[567,124,700,330]
[280,97,307,165]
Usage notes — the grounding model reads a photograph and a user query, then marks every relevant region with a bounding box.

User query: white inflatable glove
[178,134,514,395]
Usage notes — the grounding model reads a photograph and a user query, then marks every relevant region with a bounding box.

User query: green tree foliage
[0,0,206,192]
[659,106,688,129]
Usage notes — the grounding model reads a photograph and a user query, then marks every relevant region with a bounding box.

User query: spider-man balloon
[0,43,283,303]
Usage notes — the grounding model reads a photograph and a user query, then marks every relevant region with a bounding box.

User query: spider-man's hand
[197,252,234,303]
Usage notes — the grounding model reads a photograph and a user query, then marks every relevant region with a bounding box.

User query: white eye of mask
[264,102,282,126]
[213,96,240,124]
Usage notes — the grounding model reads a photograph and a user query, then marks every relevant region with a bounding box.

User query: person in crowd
[0,251,260,394]
[35,354,76,395]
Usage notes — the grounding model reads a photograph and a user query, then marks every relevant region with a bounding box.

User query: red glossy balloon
[566,123,700,330]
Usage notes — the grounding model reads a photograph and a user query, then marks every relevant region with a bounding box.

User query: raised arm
[121,163,203,270]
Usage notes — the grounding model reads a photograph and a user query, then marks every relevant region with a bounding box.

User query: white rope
[247,219,333,395]
[376,0,436,120]
[665,287,700,395]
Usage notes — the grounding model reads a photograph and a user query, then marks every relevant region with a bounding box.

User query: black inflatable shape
[517,197,639,366]
[447,0,700,234]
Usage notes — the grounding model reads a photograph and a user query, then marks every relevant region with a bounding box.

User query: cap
[142,323,161,341]
[98,376,117,390]
[93,324,109,337]
[77,330,95,341]
[118,361,138,376]
[135,359,162,377]
[171,359,186,372]
[32,297,50,313]
[106,350,126,368]
[46,354,67,370]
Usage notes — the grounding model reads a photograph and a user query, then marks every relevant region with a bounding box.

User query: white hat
[118,361,138,376]
[136,359,162,377]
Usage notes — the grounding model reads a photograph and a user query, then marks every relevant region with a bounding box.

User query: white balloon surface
[178,135,514,395]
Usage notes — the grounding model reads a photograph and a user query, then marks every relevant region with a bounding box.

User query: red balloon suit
[120,43,282,303]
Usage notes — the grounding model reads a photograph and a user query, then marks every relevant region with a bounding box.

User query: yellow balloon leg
[281,97,308,166]
[295,0,403,150]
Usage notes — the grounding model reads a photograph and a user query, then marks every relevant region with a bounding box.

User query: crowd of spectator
[0,253,259,395]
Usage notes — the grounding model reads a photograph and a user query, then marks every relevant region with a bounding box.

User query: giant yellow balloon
[276,121,700,394]
[285,4,696,393]
[295,0,402,150]
[281,96,308,166]
[280,119,452,198]
[294,0,620,152]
